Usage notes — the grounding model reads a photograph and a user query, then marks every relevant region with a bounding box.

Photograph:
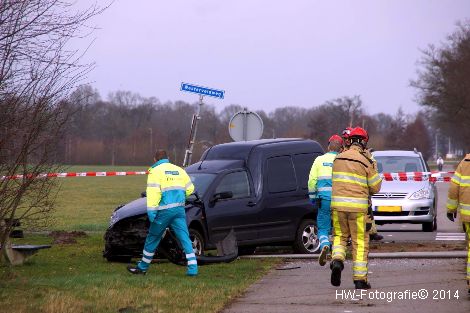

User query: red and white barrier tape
[380,171,454,182]
[1,171,148,181]
[0,170,456,182]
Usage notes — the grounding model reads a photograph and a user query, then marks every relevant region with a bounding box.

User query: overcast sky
[77,0,470,115]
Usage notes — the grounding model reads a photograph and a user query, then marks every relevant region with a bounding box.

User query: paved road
[376,167,466,242]
[223,258,470,313]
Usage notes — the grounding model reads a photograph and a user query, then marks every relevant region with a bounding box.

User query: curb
[241,251,468,259]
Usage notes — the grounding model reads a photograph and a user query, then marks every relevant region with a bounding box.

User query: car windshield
[374,156,425,173]
[188,173,216,197]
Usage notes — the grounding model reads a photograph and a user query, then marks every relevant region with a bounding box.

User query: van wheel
[189,228,205,256]
[293,219,320,254]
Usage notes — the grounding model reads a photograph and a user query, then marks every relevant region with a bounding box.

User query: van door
[205,170,259,244]
[257,154,317,242]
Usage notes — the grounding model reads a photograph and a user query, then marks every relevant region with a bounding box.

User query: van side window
[293,153,318,190]
[267,156,297,193]
[215,171,251,199]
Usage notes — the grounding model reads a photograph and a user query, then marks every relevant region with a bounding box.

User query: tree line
[58,87,433,166]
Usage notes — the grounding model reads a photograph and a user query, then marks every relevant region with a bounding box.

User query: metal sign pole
[242,108,248,141]
[183,95,203,167]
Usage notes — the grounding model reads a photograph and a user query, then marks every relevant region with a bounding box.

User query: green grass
[53,166,147,231]
[2,165,280,312]
[1,234,279,313]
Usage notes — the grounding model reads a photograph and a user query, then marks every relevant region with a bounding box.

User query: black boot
[330,260,344,287]
[127,265,147,275]
[354,280,371,289]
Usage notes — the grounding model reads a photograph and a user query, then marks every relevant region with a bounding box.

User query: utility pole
[180,82,225,167]
[183,95,203,167]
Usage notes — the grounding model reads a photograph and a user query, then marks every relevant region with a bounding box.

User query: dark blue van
[104,139,324,261]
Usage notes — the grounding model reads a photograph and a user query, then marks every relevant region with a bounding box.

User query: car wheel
[422,220,434,232]
[189,228,205,256]
[293,219,320,254]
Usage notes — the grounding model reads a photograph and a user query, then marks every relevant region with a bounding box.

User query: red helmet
[341,127,353,139]
[349,127,369,142]
[328,134,343,144]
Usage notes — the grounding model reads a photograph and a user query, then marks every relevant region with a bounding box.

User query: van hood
[110,197,196,226]
[114,197,147,220]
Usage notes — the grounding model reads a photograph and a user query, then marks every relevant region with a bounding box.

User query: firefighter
[127,150,198,276]
[446,153,470,294]
[330,127,382,289]
[308,134,343,266]
[341,127,353,148]
[342,127,383,241]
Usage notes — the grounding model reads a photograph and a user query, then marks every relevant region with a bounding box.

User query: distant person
[127,149,198,276]
[330,127,382,289]
[446,153,470,295]
[437,156,444,172]
[308,134,343,266]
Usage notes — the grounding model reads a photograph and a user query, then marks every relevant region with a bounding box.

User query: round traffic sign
[229,109,264,141]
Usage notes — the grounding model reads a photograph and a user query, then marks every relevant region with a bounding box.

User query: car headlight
[109,211,119,228]
[409,188,432,200]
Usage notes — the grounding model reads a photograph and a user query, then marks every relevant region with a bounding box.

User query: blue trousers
[317,198,331,250]
[137,206,197,273]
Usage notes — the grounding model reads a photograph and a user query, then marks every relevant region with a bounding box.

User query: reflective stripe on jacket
[308,151,338,200]
[146,159,195,212]
[447,154,470,222]
[331,145,382,213]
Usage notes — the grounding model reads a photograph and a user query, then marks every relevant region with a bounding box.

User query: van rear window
[267,156,297,193]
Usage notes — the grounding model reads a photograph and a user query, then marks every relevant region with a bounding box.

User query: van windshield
[374,156,424,173]
[188,173,216,197]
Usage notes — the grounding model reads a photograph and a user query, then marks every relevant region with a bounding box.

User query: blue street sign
[181,82,225,99]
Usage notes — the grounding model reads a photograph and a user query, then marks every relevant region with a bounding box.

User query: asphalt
[223,258,470,313]
[223,165,470,312]
[242,251,468,259]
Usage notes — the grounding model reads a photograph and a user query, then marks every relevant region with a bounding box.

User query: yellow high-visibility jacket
[146,159,195,212]
[331,145,382,213]
[308,151,338,201]
[447,154,470,222]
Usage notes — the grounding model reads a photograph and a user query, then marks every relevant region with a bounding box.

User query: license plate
[376,206,402,212]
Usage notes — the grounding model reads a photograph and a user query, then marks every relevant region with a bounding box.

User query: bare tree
[0,0,106,264]
[411,21,470,150]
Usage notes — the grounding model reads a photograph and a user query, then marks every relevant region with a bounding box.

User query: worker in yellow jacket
[330,127,382,289]
[127,150,197,276]
[308,134,343,266]
[446,154,470,294]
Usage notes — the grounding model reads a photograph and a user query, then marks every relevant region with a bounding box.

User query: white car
[371,150,437,232]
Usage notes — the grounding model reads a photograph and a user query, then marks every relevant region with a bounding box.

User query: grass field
[1,165,280,313]
[53,166,147,231]
[1,234,278,313]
